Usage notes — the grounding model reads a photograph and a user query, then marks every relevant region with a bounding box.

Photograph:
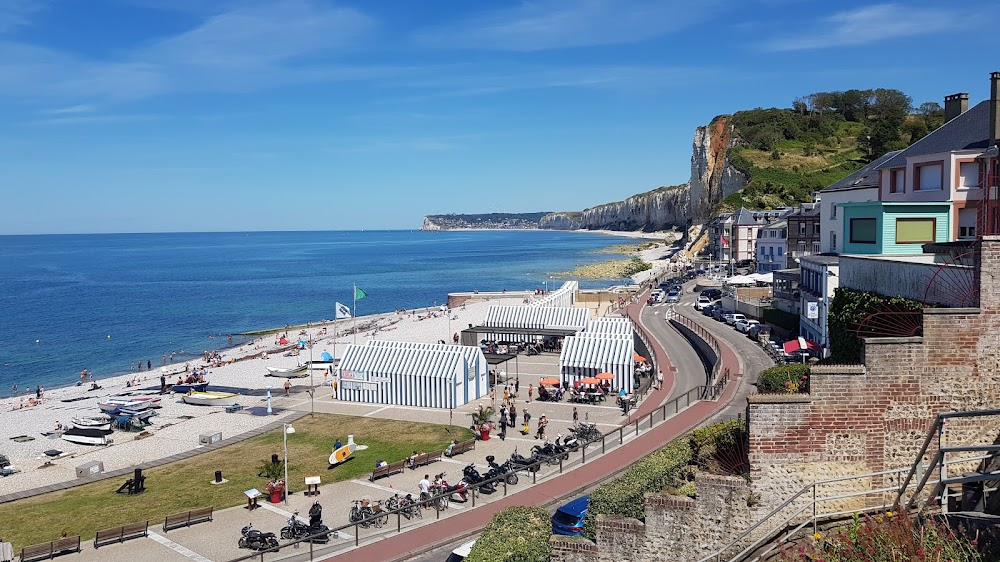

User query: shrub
[756,364,809,394]
[778,511,982,561]
[690,419,749,476]
[827,288,923,364]
[582,440,691,539]
[466,506,551,562]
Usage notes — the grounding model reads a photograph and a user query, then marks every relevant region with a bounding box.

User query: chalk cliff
[574,185,689,232]
[688,115,748,221]
[538,212,583,230]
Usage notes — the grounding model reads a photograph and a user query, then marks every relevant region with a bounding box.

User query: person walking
[535,415,548,440]
[503,386,510,405]
[527,384,533,403]
[489,388,496,408]
[160,374,167,394]
[498,412,507,441]
[508,403,517,427]
[572,407,579,428]
[283,379,292,396]
[522,409,531,435]
[514,379,520,395]
[147,360,151,371]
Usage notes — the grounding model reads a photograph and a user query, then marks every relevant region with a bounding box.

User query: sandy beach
[0,296,530,496]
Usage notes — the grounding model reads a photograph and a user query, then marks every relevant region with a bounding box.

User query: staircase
[700,408,1000,562]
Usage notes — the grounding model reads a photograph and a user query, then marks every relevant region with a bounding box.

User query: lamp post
[283,423,295,505]
[543,280,547,294]
[308,332,314,416]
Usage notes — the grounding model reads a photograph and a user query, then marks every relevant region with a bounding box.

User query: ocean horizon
[0,229,641,396]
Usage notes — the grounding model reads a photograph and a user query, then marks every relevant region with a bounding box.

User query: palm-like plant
[471,406,496,427]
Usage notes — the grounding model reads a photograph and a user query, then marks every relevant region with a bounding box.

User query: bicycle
[370,500,388,527]
[349,499,369,528]
[430,486,449,511]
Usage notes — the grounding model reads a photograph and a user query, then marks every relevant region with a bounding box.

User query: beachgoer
[406,450,419,469]
[527,384,533,402]
[334,439,342,451]
[509,404,516,427]
[503,386,510,404]
[572,407,579,427]
[283,379,291,396]
[147,360,151,370]
[514,379,519,394]
[536,415,548,439]
[489,388,496,408]
[418,475,431,507]
[160,375,166,394]
[498,413,507,441]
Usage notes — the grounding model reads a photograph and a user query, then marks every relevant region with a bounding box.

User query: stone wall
[747,237,1000,515]
[550,474,752,562]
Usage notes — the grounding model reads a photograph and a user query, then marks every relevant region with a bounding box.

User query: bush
[466,506,551,562]
[690,419,749,476]
[827,288,923,364]
[582,440,691,539]
[756,364,809,394]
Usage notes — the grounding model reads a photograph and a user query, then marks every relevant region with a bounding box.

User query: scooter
[280,503,332,543]
[484,455,519,485]
[238,523,279,551]
[558,433,580,452]
[435,472,470,503]
[463,463,496,494]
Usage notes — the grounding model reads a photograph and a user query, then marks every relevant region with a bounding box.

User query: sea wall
[689,116,748,222]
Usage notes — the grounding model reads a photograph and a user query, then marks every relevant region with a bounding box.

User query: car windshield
[553,510,582,525]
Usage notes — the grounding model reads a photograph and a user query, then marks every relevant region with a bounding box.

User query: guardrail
[227,380,727,562]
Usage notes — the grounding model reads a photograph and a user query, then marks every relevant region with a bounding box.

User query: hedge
[466,506,551,562]
[756,364,810,394]
[582,440,692,540]
[827,287,923,364]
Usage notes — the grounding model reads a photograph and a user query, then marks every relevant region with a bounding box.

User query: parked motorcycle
[239,523,279,551]
[531,439,569,465]
[435,472,470,502]
[509,449,542,472]
[484,455,519,485]
[280,502,332,543]
[463,463,496,494]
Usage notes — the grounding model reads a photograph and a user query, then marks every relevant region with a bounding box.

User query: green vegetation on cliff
[722,88,945,211]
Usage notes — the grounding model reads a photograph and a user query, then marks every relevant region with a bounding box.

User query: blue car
[552,496,590,536]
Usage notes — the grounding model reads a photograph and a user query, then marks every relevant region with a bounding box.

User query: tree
[917,101,945,130]
[870,88,912,127]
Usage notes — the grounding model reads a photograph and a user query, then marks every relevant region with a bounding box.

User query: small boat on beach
[98,399,152,413]
[71,415,112,431]
[182,391,241,406]
[171,381,210,393]
[62,427,113,446]
[265,364,308,377]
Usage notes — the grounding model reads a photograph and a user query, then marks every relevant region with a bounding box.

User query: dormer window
[959,161,981,189]
[914,162,943,191]
[890,168,905,193]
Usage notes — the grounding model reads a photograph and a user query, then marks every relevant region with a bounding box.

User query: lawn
[0,413,471,550]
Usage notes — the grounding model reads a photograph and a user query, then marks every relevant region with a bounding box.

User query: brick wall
[748,237,1000,514]
[549,474,752,562]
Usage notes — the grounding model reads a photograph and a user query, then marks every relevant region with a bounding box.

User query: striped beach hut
[484,306,589,331]
[559,334,634,392]
[367,340,488,405]
[336,344,473,409]
[585,317,633,336]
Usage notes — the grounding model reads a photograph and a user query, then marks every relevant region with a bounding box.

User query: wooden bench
[370,459,406,481]
[19,536,81,562]
[445,439,476,457]
[413,450,443,468]
[163,507,214,532]
[94,521,148,548]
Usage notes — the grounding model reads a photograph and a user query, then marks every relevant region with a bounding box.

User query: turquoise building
[838,202,952,255]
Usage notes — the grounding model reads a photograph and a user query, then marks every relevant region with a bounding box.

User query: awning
[725,275,756,285]
[782,337,822,354]
[749,272,773,283]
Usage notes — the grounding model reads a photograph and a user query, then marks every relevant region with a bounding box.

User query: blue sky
[1,0,998,234]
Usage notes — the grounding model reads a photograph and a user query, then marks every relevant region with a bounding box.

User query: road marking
[147,531,213,562]
[363,405,392,417]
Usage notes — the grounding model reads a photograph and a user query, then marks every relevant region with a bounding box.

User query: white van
[446,539,477,562]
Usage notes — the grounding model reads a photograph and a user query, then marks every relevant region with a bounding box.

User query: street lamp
[283,423,295,505]
[543,280,547,294]
[308,333,314,416]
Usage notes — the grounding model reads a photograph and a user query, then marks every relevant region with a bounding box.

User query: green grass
[0,414,472,550]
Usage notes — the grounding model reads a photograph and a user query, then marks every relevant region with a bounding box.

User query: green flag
[354,286,368,300]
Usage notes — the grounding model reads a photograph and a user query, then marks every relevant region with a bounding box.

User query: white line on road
[147,531,213,562]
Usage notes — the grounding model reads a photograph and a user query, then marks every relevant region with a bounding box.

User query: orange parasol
[633,352,647,362]
[579,377,602,385]
[539,377,561,386]
[595,372,615,380]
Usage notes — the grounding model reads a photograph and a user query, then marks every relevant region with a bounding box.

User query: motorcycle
[462,463,496,494]
[509,449,542,472]
[434,472,470,503]
[484,455,519,485]
[238,523,279,551]
[531,439,569,465]
[280,502,332,543]
[559,432,580,452]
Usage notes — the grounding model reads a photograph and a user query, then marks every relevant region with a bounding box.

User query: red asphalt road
[327,290,744,562]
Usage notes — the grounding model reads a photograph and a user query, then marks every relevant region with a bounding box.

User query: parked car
[734,319,760,333]
[665,292,680,303]
[720,311,736,324]
[695,296,713,310]
[702,304,718,317]
[747,324,770,340]
[727,313,747,326]
[712,308,732,321]
[701,288,722,299]
[552,496,590,536]
[650,289,664,301]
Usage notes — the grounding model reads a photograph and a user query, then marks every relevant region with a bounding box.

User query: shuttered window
[895,218,936,244]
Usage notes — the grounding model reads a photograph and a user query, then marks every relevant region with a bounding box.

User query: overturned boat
[62,427,113,446]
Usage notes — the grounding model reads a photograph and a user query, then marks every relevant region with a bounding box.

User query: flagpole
[353,283,357,346]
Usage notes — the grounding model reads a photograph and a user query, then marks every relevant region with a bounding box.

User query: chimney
[991,71,1000,147]
[944,92,968,122]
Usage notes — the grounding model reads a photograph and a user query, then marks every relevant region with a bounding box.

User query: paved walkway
[324,287,747,562]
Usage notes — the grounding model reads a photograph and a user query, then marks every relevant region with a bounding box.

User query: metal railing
[227,381,730,562]
[699,456,986,562]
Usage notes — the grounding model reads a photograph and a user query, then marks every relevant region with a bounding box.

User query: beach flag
[721,235,729,247]
[354,286,368,300]
[335,302,352,319]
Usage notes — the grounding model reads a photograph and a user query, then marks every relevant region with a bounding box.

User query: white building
[756,220,787,273]
[798,254,839,355]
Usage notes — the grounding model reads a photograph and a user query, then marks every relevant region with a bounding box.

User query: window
[890,169,905,193]
[830,232,837,252]
[849,218,878,244]
[959,208,977,239]
[777,247,783,255]
[915,163,943,191]
[895,218,936,244]
[813,223,820,236]
[959,162,981,189]
[799,222,806,235]
[811,242,820,254]
[830,203,837,219]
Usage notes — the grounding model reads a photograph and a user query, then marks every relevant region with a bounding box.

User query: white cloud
[27,113,164,126]
[760,3,968,52]
[414,0,722,51]
[43,104,97,114]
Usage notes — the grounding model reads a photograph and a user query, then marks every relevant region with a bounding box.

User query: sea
[0,230,642,396]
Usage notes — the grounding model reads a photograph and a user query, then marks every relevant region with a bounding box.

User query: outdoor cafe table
[585,391,605,404]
